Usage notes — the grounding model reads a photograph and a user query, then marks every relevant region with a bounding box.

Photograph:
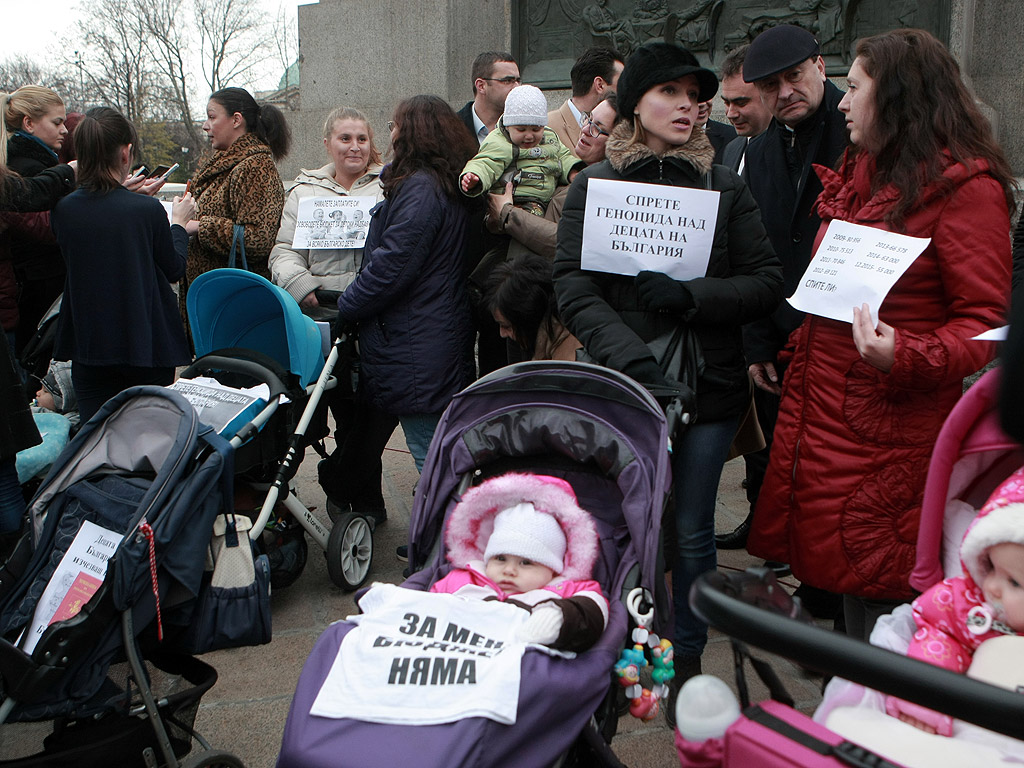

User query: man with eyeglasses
[457,51,522,146]
[456,52,523,377]
[547,47,623,157]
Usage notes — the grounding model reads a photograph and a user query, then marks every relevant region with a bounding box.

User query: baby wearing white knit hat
[431,472,609,651]
[460,85,582,217]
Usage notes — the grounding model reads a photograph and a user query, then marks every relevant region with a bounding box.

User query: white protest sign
[787,219,930,323]
[23,520,122,654]
[581,178,720,280]
[293,196,375,250]
[310,584,532,725]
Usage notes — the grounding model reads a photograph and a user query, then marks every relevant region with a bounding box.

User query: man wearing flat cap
[716,24,848,560]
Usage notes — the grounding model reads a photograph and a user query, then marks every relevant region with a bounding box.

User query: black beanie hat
[616,42,719,123]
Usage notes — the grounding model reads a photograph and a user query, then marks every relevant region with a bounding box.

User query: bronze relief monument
[514,0,951,85]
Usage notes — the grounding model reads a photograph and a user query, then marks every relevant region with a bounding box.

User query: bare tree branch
[195,0,273,93]
[137,0,204,151]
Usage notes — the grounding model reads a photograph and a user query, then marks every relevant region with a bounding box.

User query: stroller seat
[277,361,677,768]
[184,268,371,591]
[690,369,1024,768]
[0,387,245,767]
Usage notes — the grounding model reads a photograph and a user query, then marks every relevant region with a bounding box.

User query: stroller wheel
[179,748,247,767]
[326,511,374,590]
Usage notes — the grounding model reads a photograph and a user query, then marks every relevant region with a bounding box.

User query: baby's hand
[461,172,480,192]
[516,602,564,645]
[568,168,579,182]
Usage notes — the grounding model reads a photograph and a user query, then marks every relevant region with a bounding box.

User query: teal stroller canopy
[186,268,326,388]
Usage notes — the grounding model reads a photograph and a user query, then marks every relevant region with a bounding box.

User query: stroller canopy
[186,269,325,388]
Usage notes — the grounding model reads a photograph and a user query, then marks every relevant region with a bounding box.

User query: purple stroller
[277,361,676,768]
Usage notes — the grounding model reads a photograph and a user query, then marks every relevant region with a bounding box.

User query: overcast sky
[2,0,316,90]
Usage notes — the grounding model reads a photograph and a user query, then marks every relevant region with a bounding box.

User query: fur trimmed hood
[960,466,1024,587]
[605,120,715,178]
[444,473,599,581]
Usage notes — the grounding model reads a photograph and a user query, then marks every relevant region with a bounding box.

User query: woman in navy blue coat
[51,107,195,423]
[325,96,476,522]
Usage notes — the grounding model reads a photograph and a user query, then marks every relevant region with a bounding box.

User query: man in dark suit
[696,99,736,165]
[715,25,848,562]
[457,52,522,377]
[718,44,772,174]
[457,52,521,145]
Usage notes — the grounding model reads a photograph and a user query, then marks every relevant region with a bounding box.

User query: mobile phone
[148,162,180,179]
[132,165,148,178]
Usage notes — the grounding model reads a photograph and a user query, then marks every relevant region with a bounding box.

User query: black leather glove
[332,315,358,342]
[622,358,673,390]
[635,270,695,315]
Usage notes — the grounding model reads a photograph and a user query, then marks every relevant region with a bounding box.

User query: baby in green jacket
[461,84,581,217]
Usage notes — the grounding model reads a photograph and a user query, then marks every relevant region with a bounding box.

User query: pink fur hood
[444,473,600,581]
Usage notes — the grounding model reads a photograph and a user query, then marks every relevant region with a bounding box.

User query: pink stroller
[690,369,1024,766]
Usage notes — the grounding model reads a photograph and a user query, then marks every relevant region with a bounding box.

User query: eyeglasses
[386,120,396,132]
[482,76,522,85]
[582,115,610,138]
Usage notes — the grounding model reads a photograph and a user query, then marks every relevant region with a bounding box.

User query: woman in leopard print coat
[180,87,291,340]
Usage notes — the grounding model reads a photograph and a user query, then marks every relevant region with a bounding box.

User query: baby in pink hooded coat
[429,472,609,652]
[887,465,1024,734]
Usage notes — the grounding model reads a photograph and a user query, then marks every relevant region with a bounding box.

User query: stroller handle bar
[691,569,1024,741]
[180,353,291,400]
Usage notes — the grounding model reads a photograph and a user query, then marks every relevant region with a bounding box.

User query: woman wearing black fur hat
[553,42,782,720]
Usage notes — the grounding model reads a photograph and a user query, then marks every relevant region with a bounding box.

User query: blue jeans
[671,415,741,657]
[399,413,442,473]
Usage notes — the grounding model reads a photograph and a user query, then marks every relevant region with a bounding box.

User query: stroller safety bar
[181,353,291,400]
[691,568,1024,741]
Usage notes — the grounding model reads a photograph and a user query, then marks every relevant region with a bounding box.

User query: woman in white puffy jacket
[270,107,384,314]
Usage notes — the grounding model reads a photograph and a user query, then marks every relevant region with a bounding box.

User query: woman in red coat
[749,29,1015,639]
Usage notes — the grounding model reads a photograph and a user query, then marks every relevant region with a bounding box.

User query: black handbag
[647,323,705,393]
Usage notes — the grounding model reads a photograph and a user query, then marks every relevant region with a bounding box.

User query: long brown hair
[75,107,139,192]
[384,95,475,200]
[852,29,1015,228]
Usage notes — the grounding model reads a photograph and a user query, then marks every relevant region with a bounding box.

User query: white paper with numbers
[787,220,930,323]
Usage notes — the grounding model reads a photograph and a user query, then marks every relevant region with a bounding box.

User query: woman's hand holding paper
[852,303,895,372]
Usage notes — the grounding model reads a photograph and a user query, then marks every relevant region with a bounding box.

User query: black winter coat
[337,170,474,415]
[740,81,848,365]
[0,165,74,461]
[554,124,782,423]
[6,133,66,283]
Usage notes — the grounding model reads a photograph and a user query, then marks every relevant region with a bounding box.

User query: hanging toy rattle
[613,587,675,720]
